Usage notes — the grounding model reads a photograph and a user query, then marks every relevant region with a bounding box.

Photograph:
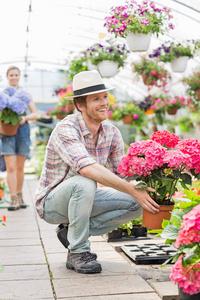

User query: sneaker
[8,194,20,211]
[56,224,97,259]
[17,191,27,208]
[66,252,102,274]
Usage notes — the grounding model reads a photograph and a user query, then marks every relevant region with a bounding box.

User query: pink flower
[133,114,139,119]
[108,110,113,115]
[151,131,180,148]
[170,255,200,295]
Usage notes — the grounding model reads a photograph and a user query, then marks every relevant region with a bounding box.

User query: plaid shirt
[35,113,125,218]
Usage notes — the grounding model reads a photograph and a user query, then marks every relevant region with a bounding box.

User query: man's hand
[132,187,160,214]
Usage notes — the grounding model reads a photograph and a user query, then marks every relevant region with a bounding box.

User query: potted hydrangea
[117,131,200,229]
[0,86,31,136]
[84,39,130,77]
[104,0,174,52]
[149,41,193,72]
[132,57,171,87]
[156,189,200,299]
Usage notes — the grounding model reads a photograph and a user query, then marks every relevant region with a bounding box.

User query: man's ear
[76,102,85,113]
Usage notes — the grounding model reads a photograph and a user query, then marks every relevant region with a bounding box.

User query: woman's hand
[19,116,27,125]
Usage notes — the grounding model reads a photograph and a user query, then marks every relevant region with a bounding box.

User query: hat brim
[65,87,115,100]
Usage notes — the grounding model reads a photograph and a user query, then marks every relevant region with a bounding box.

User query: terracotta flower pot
[195,88,200,100]
[167,107,178,115]
[142,73,151,85]
[55,113,66,120]
[122,114,133,124]
[0,122,19,136]
[65,103,75,112]
[142,204,174,230]
[107,114,114,120]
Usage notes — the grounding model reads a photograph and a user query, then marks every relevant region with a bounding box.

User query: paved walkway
[0,176,179,300]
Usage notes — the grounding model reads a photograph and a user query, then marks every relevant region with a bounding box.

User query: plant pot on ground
[131,225,147,237]
[107,228,123,240]
[117,130,200,230]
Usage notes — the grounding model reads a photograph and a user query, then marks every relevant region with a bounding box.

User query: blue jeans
[43,175,142,253]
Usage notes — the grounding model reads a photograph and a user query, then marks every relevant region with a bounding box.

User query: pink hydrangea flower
[151,130,180,148]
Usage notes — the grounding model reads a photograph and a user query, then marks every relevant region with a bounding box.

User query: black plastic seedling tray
[121,243,177,264]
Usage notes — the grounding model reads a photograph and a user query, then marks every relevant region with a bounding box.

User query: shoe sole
[66,262,102,274]
[20,204,27,208]
[8,207,20,211]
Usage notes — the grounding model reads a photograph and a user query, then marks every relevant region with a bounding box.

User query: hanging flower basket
[142,204,175,230]
[87,60,98,71]
[122,114,133,124]
[126,33,151,52]
[167,107,178,115]
[98,61,118,78]
[1,122,19,136]
[195,88,200,100]
[170,56,189,73]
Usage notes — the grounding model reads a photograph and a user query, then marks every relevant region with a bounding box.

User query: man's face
[81,91,110,123]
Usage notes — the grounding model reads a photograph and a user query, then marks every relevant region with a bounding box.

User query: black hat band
[73,84,106,96]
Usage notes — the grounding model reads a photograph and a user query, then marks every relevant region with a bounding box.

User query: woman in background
[1,66,37,210]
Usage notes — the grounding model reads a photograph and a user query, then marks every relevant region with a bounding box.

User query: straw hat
[65,70,115,100]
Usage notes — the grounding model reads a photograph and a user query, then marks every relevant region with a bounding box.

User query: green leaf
[125,175,141,181]
[160,223,180,240]
[161,219,170,229]
[135,182,148,189]
[183,189,195,200]
[179,173,192,185]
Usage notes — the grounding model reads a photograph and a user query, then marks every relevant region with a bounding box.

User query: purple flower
[15,88,31,104]
[109,48,114,52]
[4,86,16,96]
[0,92,9,110]
[9,96,27,115]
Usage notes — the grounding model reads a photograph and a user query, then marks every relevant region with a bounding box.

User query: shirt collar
[77,113,106,138]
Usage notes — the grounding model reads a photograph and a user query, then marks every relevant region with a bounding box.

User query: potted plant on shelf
[155,189,200,299]
[150,41,193,72]
[117,131,200,229]
[182,69,200,101]
[112,102,145,126]
[104,0,174,52]
[85,39,130,77]
[150,93,189,115]
[56,85,75,112]
[46,106,72,120]
[0,86,31,136]
[132,57,171,87]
